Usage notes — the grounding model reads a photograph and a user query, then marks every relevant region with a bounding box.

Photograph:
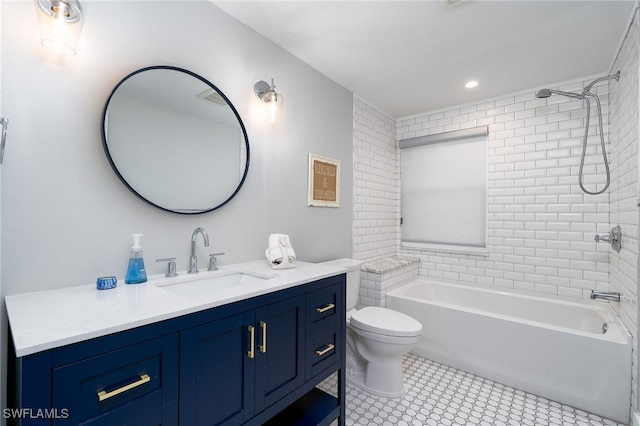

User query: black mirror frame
[100,65,250,215]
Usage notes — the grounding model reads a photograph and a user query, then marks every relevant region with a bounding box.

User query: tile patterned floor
[319,353,625,426]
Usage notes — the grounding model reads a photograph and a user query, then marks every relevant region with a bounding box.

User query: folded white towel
[266,234,296,265]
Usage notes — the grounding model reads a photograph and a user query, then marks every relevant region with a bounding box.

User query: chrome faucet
[590,291,621,302]
[189,227,210,274]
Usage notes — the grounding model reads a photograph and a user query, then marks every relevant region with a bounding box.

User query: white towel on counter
[266,233,296,265]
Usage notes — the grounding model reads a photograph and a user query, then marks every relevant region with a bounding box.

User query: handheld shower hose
[535,71,620,195]
[580,93,609,195]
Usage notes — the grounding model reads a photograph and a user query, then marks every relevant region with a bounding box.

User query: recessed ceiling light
[465,81,479,89]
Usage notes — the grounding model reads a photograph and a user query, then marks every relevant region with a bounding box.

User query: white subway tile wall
[609,9,639,414]
[353,96,400,261]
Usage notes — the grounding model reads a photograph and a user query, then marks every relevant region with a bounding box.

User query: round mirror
[101,66,250,214]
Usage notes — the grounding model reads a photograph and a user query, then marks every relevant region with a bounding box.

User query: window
[400,126,488,253]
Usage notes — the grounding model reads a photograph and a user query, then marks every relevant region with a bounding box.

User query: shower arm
[581,71,620,96]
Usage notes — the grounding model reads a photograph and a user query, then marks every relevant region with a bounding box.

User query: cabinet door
[254,295,305,412]
[180,311,255,426]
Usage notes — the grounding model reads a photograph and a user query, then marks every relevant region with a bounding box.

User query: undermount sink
[156,270,274,298]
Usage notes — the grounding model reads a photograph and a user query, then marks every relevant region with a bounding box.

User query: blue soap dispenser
[125,233,147,284]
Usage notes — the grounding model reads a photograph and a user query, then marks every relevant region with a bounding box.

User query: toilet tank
[320,258,362,311]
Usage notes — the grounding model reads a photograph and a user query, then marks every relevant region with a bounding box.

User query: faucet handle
[208,253,225,271]
[594,225,622,253]
[156,257,178,277]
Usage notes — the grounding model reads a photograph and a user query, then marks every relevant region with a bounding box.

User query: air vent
[197,89,227,106]
[439,0,466,9]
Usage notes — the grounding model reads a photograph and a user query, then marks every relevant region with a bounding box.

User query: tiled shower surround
[397,81,613,297]
[353,8,640,418]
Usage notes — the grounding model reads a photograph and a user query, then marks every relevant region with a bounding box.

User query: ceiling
[214,0,636,118]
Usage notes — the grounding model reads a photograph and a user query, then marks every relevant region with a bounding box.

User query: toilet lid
[350,307,422,337]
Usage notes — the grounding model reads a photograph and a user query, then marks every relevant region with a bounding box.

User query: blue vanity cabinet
[9,273,346,426]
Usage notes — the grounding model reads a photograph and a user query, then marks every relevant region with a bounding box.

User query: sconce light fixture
[35,0,84,56]
[0,117,8,165]
[254,78,283,124]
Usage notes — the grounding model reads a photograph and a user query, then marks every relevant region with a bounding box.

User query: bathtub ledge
[361,255,419,274]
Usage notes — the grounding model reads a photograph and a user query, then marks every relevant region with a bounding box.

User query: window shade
[400,127,487,247]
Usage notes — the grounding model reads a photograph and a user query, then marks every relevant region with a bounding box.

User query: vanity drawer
[52,334,178,425]
[306,282,342,379]
[308,283,341,324]
[307,322,340,379]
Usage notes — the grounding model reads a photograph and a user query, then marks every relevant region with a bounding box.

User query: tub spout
[590,291,621,302]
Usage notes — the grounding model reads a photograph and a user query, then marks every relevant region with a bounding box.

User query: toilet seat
[350,306,422,337]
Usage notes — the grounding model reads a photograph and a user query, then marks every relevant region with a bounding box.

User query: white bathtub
[386,278,632,424]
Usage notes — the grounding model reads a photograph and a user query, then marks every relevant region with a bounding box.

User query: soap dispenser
[125,233,147,284]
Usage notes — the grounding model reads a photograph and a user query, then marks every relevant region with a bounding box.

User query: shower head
[536,89,552,98]
[535,88,585,100]
[536,72,620,101]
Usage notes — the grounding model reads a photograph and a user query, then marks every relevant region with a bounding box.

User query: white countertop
[5,260,345,357]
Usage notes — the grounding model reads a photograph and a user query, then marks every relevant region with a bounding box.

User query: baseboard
[632,410,640,426]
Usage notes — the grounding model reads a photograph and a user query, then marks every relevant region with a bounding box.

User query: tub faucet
[594,225,621,253]
[590,291,621,302]
[189,227,210,274]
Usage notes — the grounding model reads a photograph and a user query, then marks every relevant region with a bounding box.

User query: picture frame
[308,153,340,207]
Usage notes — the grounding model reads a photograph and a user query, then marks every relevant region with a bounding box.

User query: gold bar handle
[316,303,335,314]
[97,374,150,402]
[315,344,335,357]
[259,321,267,353]
[248,325,255,359]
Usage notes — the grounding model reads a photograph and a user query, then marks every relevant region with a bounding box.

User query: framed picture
[308,153,340,207]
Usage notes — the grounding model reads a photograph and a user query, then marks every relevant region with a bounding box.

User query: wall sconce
[0,117,8,165]
[254,78,283,124]
[35,0,84,56]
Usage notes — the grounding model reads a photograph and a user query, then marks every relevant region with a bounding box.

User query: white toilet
[322,258,422,397]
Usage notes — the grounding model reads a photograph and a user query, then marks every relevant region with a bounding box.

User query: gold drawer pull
[259,321,267,354]
[316,303,335,314]
[97,374,150,402]
[248,325,255,359]
[316,344,335,357]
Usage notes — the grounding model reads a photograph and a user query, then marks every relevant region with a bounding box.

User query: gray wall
[1,1,353,295]
[0,1,353,412]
